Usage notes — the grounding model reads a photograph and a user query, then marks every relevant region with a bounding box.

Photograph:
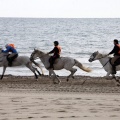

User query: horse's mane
[100,53,112,59]
[36,49,47,55]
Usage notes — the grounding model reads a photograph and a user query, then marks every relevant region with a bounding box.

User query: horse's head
[88,51,100,62]
[30,48,45,61]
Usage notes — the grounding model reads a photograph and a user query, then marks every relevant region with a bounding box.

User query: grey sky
[0,0,120,18]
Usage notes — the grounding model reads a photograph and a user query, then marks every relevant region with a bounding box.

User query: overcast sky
[0,0,120,18]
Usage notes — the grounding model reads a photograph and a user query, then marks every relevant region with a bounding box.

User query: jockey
[108,39,120,74]
[47,41,61,69]
[2,44,18,66]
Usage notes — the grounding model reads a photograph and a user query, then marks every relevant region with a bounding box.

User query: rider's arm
[2,46,11,53]
[48,47,55,54]
[108,46,116,55]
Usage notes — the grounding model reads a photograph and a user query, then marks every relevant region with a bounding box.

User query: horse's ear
[34,48,37,51]
[96,51,99,54]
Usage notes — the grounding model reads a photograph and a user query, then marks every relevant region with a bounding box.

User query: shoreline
[0,75,120,94]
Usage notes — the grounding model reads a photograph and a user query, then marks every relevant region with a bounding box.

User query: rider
[108,39,120,74]
[47,41,61,69]
[2,44,18,66]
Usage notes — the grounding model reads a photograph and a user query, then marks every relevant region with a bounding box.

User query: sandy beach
[0,75,120,120]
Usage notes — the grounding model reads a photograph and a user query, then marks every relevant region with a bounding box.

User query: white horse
[88,51,120,85]
[30,49,91,84]
[0,48,43,80]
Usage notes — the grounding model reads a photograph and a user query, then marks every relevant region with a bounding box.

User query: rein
[97,56,110,68]
[102,59,110,68]
[93,55,110,68]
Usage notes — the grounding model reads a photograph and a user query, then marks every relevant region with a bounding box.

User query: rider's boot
[7,57,12,67]
[112,64,116,74]
[8,60,12,66]
[48,58,54,69]
[8,62,12,66]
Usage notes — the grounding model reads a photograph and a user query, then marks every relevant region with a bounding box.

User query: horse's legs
[66,68,77,81]
[26,63,38,80]
[32,60,44,75]
[104,71,111,79]
[36,69,41,76]
[111,73,120,86]
[105,71,120,86]
[49,70,52,77]
[1,67,6,79]
[49,69,61,84]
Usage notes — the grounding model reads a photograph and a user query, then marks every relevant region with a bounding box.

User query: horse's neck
[39,54,50,64]
[0,53,8,58]
[99,57,110,67]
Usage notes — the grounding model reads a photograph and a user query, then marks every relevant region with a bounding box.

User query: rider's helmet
[54,41,59,46]
[114,39,119,44]
[5,44,15,48]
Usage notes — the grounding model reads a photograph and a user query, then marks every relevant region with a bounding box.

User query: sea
[0,18,120,77]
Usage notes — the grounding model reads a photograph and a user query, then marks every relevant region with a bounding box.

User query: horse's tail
[74,59,92,72]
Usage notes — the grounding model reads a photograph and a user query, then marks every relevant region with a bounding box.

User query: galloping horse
[30,49,91,84]
[0,48,42,80]
[89,51,120,85]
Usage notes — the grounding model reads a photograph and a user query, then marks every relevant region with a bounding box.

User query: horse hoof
[36,78,38,81]
[58,82,61,85]
[116,83,120,86]
[72,76,74,79]
[53,82,58,84]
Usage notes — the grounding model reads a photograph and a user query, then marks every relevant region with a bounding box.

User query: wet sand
[0,75,120,120]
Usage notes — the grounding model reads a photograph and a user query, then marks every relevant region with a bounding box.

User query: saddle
[48,57,61,69]
[54,57,61,64]
[109,57,120,66]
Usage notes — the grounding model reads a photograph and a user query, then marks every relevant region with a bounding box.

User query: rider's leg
[7,55,12,66]
[48,55,60,69]
[111,55,120,74]
[48,56,54,69]
[8,53,18,66]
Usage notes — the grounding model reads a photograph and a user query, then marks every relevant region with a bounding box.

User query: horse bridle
[91,53,110,68]
[30,51,41,61]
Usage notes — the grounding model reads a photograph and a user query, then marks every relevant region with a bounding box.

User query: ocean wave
[0,18,120,77]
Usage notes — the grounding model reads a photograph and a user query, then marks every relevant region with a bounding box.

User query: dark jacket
[49,46,60,57]
[109,44,120,56]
